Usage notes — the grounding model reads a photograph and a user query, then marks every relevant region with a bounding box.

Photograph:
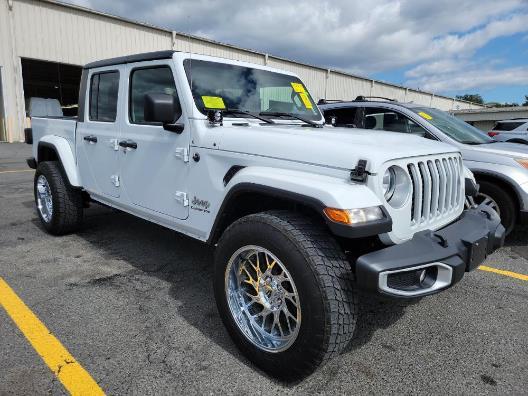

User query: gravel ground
[1,142,527,395]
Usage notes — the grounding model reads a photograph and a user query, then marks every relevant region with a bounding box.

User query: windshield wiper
[222,109,275,124]
[259,111,322,128]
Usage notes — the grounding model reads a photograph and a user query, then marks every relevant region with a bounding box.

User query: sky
[65,0,528,104]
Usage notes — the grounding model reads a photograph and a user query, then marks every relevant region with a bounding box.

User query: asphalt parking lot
[1,143,527,395]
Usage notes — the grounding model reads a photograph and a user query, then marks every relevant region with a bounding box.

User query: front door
[119,62,190,220]
[76,68,122,198]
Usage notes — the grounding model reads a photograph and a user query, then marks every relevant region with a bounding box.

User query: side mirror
[144,93,184,133]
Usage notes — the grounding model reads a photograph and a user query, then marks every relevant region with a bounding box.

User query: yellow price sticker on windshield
[202,96,226,109]
[299,92,313,109]
[291,82,306,93]
[418,111,432,120]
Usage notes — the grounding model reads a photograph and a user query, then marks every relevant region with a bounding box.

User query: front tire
[34,161,83,235]
[476,180,516,235]
[214,211,357,380]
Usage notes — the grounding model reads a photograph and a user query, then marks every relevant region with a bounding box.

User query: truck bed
[31,117,78,160]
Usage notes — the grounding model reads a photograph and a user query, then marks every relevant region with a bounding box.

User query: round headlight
[381,166,411,208]
[382,168,396,200]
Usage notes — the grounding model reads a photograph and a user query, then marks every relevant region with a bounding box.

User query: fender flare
[38,136,81,187]
[208,167,391,243]
[227,166,383,209]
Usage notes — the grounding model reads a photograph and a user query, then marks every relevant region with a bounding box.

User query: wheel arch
[207,181,392,245]
[37,136,81,187]
[473,171,521,214]
[207,183,327,245]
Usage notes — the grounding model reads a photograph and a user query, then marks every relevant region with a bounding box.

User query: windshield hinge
[350,159,371,182]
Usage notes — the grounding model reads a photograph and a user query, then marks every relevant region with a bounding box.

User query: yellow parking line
[0,277,105,395]
[479,266,528,282]
[0,169,34,174]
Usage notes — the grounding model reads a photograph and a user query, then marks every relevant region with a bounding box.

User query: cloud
[406,62,528,92]
[64,0,528,94]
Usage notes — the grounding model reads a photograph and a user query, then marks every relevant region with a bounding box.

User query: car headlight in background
[515,158,528,169]
[381,165,412,208]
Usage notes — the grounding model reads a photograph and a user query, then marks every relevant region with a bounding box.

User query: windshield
[183,59,322,121]
[410,107,493,144]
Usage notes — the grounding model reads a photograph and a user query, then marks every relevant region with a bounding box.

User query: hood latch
[350,159,372,182]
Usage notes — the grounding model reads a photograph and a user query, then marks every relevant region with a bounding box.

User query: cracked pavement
[0,143,527,394]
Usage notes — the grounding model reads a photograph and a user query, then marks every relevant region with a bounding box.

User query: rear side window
[322,107,358,127]
[494,121,525,131]
[129,67,178,124]
[89,71,119,122]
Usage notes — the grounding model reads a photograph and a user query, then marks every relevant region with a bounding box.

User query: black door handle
[118,140,138,150]
[83,135,97,143]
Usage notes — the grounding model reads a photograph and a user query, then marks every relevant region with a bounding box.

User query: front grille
[407,156,463,225]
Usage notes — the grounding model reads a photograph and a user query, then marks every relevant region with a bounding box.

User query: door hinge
[174,147,189,162]
[111,175,120,187]
[174,191,189,207]
[110,138,119,151]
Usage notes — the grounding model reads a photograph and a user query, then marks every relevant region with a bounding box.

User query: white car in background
[488,119,528,145]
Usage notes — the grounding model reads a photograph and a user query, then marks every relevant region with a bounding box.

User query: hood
[218,124,459,172]
[468,142,528,159]
[460,142,528,167]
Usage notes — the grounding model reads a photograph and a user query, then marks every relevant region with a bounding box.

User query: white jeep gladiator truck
[26,51,505,380]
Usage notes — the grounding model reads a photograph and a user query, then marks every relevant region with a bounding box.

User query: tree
[489,102,520,108]
[456,94,484,104]
[523,95,528,106]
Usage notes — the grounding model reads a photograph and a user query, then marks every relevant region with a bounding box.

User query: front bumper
[355,204,505,298]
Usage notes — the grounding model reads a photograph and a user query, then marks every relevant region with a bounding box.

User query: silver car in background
[489,119,528,145]
[319,98,528,235]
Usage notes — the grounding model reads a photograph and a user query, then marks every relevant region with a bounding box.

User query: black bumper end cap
[26,157,37,169]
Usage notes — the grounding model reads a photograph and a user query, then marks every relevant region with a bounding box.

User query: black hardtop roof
[83,50,177,69]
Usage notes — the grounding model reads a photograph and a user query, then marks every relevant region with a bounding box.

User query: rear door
[119,61,190,220]
[76,67,122,198]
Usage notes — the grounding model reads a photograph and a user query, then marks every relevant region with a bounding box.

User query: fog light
[379,263,452,297]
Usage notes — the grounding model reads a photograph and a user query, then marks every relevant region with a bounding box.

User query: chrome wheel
[475,192,500,216]
[225,245,301,353]
[36,175,53,222]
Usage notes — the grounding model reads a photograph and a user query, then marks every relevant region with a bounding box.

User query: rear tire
[476,180,516,235]
[34,161,83,235]
[214,211,357,381]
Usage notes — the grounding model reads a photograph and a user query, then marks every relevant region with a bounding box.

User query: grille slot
[408,156,462,225]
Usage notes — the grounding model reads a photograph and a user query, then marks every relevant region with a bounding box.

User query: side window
[364,107,428,137]
[130,67,178,124]
[89,71,119,122]
[323,107,358,127]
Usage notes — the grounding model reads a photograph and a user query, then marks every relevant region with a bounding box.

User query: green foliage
[455,94,484,104]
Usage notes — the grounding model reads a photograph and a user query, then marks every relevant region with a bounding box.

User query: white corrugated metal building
[0,0,484,142]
